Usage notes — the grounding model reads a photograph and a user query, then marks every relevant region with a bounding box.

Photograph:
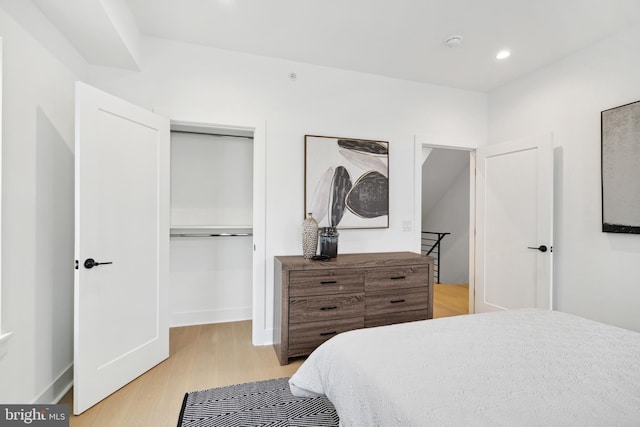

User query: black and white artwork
[601,100,640,233]
[305,135,389,229]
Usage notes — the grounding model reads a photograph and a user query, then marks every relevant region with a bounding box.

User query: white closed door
[475,134,553,312]
[74,82,170,414]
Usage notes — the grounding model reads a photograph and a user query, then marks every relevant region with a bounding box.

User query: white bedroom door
[475,134,553,312]
[74,82,170,414]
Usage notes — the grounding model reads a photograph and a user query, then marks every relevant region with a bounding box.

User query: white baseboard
[170,306,252,327]
[260,328,274,346]
[34,363,73,404]
[249,326,274,346]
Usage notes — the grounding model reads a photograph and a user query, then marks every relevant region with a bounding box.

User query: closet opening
[169,122,254,327]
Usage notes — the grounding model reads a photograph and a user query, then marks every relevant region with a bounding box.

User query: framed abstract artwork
[601,99,640,233]
[304,135,389,229]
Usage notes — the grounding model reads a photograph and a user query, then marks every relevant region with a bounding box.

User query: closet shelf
[170,225,253,237]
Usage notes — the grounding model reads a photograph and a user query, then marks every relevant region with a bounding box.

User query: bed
[289,309,640,426]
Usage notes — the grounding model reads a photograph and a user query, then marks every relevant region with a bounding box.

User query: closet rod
[170,233,253,238]
[170,129,253,139]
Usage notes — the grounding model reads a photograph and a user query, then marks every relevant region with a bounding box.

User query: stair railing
[420,231,450,284]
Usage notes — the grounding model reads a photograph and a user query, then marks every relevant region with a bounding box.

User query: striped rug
[177,377,339,427]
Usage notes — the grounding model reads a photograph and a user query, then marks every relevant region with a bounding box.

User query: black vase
[319,227,339,258]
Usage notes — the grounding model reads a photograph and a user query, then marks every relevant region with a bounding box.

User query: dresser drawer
[365,265,429,291]
[365,287,428,315]
[290,293,364,323]
[290,269,364,297]
[289,317,364,357]
[365,310,429,328]
[274,253,434,365]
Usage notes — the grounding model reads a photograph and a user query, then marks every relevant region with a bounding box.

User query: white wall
[87,36,488,344]
[170,132,253,226]
[0,7,82,403]
[488,24,640,331]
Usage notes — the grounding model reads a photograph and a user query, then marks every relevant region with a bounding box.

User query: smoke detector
[444,35,463,48]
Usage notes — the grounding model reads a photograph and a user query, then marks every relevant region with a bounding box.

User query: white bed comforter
[289,309,640,427]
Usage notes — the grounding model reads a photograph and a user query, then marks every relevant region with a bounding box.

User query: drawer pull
[320,305,338,311]
[390,275,406,280]
[390,299,406,304]
[320,280,338,284]
[320,331,337,336]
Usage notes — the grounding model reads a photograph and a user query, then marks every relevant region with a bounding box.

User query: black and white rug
[177,377,339,427]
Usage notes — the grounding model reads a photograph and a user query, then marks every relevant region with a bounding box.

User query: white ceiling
[32,0,640,91]
[125,0,640,91]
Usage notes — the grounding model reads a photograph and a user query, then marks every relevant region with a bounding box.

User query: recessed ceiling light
[496,50,511,60]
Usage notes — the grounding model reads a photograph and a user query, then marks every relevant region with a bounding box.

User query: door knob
[527,245,548,253]
[84,258,113,269]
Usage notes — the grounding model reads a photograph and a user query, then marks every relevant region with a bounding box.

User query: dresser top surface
[275,251,432,271]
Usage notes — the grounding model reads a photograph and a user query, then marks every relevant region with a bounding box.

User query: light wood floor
[433,283,469,318]
[60,284,468,426]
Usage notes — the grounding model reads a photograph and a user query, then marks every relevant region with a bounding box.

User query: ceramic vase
[302,213,319,259]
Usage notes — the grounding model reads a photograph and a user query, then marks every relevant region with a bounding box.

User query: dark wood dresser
[273,252,434,365]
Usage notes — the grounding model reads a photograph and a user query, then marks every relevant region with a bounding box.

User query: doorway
[168,120,268,346]
[73,84,269,414]
[415,143,474,316]
[414,134,554,317]
[169,124,254,327]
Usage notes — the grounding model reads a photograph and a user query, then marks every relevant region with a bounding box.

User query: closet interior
[169,123,254,326]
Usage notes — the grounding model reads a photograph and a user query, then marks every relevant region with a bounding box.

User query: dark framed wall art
[305,135,389,229]
[601,99,640,233]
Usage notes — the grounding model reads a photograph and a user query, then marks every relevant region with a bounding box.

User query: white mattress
[289,309,640,426]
